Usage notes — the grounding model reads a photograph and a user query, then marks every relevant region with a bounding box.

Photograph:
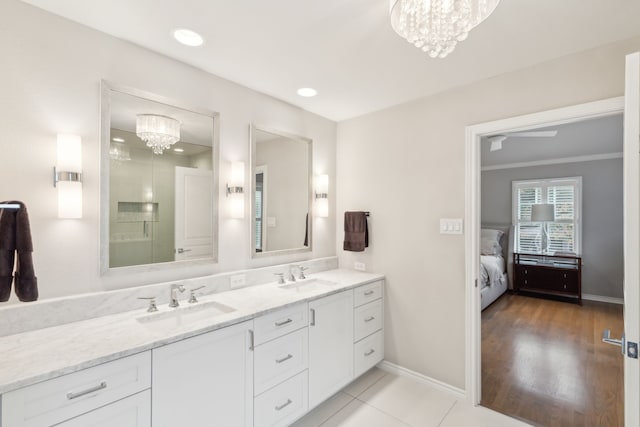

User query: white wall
[337,37,640,389]
[0,0,336,300]
[482,158,624,299]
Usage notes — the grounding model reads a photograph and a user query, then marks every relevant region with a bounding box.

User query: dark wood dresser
[513,252,582,304]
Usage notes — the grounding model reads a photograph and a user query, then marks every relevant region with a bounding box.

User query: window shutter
[548,185,574,221]
[255,190,263,250]
[512,178,580,254]
[517,187,542,221]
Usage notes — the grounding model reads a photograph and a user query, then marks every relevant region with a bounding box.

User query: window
[512,177,581,254]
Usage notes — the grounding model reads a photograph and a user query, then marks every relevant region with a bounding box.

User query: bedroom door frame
[464,96,626,407]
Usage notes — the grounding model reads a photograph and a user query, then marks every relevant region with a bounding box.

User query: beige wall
[0,0,337,301]
[337,37,640,389]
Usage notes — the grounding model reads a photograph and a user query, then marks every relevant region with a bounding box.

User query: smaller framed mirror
[250,125,312,258]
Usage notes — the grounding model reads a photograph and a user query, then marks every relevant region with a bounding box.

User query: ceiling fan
[487,130,558,151]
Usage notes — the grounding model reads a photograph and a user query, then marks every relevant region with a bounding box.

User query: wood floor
[481,293,624,427]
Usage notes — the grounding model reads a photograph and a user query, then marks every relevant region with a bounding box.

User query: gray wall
[481,158,623,299]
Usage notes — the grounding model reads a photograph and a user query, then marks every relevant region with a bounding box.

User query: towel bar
[0,203,20,210]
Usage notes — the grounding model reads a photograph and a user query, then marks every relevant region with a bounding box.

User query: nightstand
[513,252,582,304]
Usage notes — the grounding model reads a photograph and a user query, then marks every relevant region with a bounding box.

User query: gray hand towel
[343,211,368,252]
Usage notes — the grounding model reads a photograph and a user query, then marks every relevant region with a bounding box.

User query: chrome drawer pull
[364,349,375,356]
[275,318,293,327]
[276,354,293,364]
[364,316,375,322]
[275,399,292,411]
[364,290,375,296]
[310,308,316,326]
[66,381,107,400]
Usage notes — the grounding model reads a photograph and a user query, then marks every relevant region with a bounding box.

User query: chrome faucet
[287,266,296,282]
[169,284,186,308]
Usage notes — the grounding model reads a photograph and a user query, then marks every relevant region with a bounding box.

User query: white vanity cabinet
[151,320,254,427]
[253,303,309,427]
[308,290,354,409]
[1,351,151,427]
[353,280,384,377]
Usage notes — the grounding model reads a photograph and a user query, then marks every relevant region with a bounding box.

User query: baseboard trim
[377,360,466,399]
[582,293,624,305]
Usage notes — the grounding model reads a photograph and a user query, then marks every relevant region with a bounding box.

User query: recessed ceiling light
[297,87,318,97]
[112,137,125,143]
[173,148,184,153]
[173,28,204,47]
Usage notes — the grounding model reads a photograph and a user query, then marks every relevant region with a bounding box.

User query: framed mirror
[250,125,312,258]
[100,81,219,273]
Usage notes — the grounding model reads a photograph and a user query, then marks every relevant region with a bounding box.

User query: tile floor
[291,368,531,427]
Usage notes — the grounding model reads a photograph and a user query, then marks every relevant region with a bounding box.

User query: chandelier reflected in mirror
[390,0,501,59]
[136,114,181,154]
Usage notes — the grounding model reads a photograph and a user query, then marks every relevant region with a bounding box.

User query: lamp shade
[531,204,555,222]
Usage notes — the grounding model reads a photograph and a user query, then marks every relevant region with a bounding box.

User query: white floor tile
[290,392,354,427]
[439,403,532,427]
[357,374,458,427]
[321,399,410,427]
[342,367,387,397]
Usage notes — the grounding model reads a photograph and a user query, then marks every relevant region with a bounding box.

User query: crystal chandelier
[136,114,181,155]
[390,0,501,58]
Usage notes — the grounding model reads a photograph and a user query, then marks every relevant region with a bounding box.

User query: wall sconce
[54,134,82,219]
[226,161,245,219]
[315,174,329,218]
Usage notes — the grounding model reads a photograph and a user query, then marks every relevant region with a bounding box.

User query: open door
[620,52,640,426]
[174,166,213,261]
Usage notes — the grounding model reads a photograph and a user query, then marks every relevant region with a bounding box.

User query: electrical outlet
[230,274,246,289]
[354,262,366,271]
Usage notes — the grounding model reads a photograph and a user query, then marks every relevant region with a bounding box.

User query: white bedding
[480,255,505,289]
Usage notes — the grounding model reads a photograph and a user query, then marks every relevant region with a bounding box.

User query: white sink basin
[137,300,236,329]
[278,278,338,292]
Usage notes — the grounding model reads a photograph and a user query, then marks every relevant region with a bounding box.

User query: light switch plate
[267,217,276,227]
[230,274,246,289]
[354,262,366,271]
[440,218,463,234]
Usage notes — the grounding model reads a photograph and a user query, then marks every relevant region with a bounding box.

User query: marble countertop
[0,269,383,395]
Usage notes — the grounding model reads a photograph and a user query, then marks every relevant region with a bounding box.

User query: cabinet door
[56,390,150,427]
[308,290,354,409]
[152,320,253,427]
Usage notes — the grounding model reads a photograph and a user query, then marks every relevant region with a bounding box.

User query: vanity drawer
[354,330,384,378]
[254,328,308,395]
[254,303,308,346]
[254,370,308,427]
[353,281,383,307]
[1,351,151,427]
[354,299,383,342]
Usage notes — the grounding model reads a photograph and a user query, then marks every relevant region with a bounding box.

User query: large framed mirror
[250,125,312,258]
[100,81,219,273]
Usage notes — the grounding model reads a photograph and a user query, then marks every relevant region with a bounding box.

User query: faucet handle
[188,286,205,304]
[298,266,308,280]
[137,297,158,313]
[274,273,285,285]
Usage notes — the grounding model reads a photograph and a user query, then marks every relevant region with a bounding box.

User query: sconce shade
[56,134,82,219]
[227,161,245,219]
[531,204,555,222]
[315,174,329,218]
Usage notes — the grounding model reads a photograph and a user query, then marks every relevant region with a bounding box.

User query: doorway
[464,96,630,425]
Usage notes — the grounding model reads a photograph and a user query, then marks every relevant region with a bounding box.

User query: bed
[480,224,512,310]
